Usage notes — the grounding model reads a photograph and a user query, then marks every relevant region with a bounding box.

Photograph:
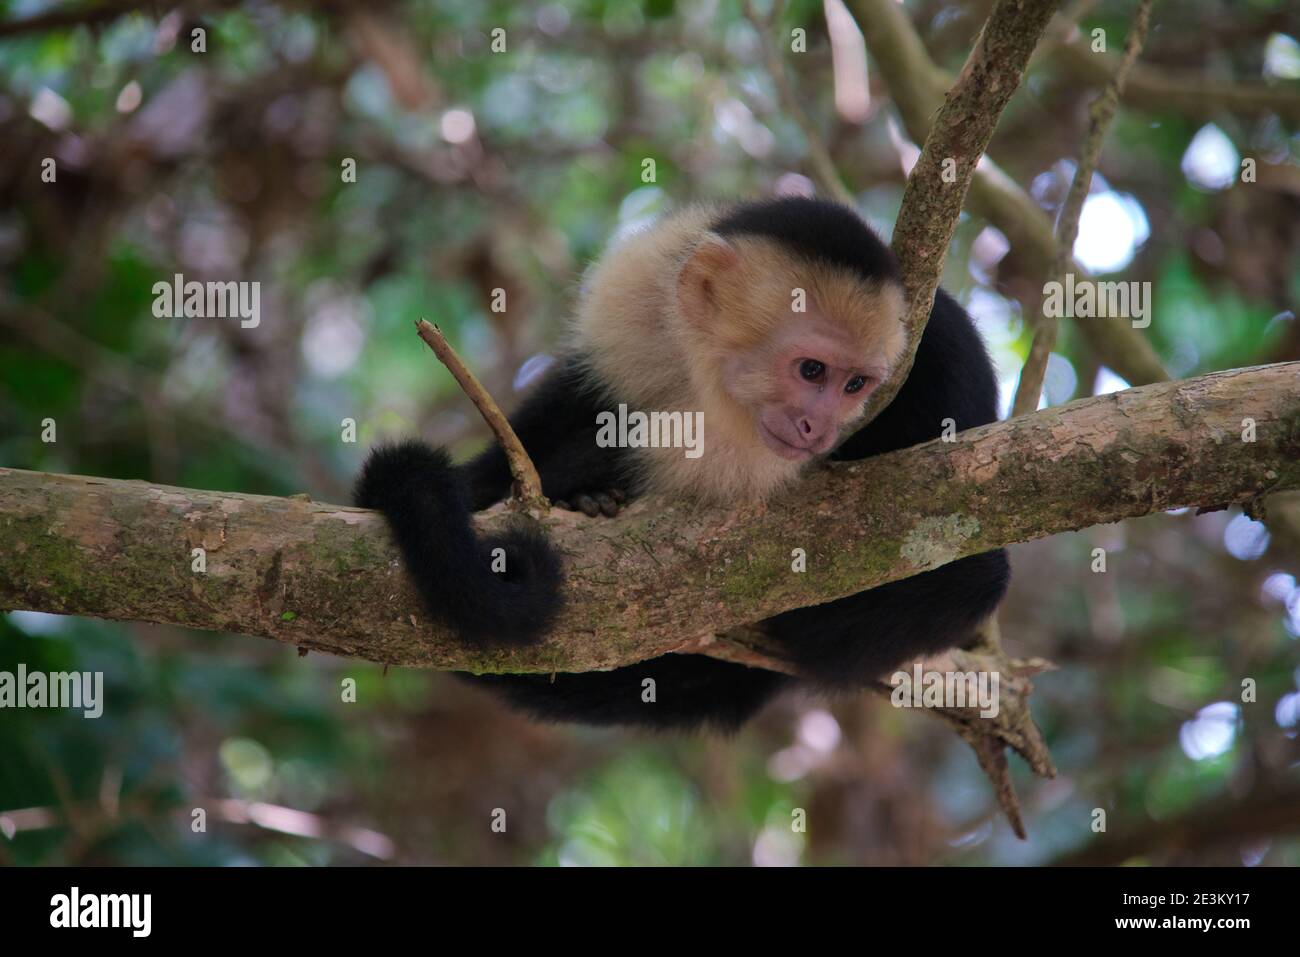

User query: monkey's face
[743,315,883,461]
[676,232,904,465]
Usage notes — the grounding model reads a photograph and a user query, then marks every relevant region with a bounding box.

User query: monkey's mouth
[758,422,817,461]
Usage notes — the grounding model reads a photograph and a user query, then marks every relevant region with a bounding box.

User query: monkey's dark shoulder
[463,355,637,512]
[833,288,999,461]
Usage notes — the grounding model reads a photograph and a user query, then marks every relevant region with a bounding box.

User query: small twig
[414,319,548,512]
[1012,0,1154,417]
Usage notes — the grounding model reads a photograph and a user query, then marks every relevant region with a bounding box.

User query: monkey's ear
[677,233,740,325]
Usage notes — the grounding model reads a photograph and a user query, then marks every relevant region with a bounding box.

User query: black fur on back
[711,197,901,286]
[354,440,563,647]
[833,288,1000,457]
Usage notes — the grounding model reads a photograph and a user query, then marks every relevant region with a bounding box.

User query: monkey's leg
[460,655,788,731]
[763,549,1011,688]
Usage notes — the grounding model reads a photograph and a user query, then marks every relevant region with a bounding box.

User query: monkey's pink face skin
[753,317,884,461]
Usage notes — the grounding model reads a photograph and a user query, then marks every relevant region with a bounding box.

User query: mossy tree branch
[2,363,1296,675]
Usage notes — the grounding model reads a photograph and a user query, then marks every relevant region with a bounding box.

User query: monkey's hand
[554,488,627,518]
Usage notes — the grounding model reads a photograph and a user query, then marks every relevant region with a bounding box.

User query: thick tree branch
[2,363,1296,674]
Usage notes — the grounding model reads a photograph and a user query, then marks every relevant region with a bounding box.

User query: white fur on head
[573,206,906,503]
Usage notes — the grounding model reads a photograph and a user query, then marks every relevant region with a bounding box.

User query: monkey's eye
[799,359,826,381]
[844,375,868,394]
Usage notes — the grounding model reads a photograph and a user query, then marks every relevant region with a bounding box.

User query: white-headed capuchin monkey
[355,197,1010,730]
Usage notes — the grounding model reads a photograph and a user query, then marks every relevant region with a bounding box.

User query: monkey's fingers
[556,491,624,517]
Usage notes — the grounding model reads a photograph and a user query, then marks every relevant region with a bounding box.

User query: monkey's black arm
[462,356,636,512]
[450,356,784,727]
[353,355,633,651]
[353,440,564,647]
[356,352,641,651]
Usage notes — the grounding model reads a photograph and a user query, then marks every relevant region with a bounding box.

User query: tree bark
[2,363,1296,673]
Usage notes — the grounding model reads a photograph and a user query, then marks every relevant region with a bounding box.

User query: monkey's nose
[795,417,831,450]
